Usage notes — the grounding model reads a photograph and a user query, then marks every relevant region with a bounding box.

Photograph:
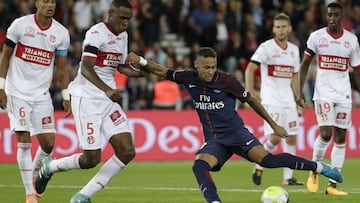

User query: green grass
[1,159,359,202]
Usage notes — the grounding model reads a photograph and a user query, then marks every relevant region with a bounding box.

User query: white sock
[312,136,330,161]
[283,144,296,180]
[255,139,276,170]
[329,143,346,183]
[32,147,51,177]
[80,155,126,197]
[48,153,81,172]
[17,143,35,195]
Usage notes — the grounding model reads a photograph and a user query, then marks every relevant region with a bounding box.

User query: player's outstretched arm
[55,55,71,117]
[117,63,149,78]
[354,68,360,91]
[246,95,288,138]
[245,61,261,100]
[0,43,15,109]
[298,55,313,108]
[126,52,169,77]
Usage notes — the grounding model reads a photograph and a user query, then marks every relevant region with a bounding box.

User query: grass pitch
[1,159,359,202]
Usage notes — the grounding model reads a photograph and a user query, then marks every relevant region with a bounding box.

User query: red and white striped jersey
[305,27,360,103]
[69,22,128,99]
[251,38,300,106]
[5,14,70,101]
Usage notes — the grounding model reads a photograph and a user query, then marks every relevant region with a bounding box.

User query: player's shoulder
[216,71,237,83]
[310,27,327,37]
[287,41,299,51]
[259,39,274,47]
[342,29,358,41]
[10,14,32,25]
[51,18,69,34]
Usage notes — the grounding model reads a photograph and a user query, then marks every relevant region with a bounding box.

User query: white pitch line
[1,184,360,194]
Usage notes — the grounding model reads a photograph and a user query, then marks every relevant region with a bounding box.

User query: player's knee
[116,147,136,164]
[192,159,210,174]
[40,143,54,154]
[79,154,101,169]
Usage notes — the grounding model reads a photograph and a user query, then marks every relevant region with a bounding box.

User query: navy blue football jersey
[167,70,251,140]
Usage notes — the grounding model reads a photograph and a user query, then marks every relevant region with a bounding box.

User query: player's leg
[192,141,232,203]
[7,96,38,202]
[253,105,281,185]
[31,99,56,180]
[71,132,135,203]
[247,145,343,183]
[325,101,351,195]
[282,107,303,185]
[253,134,279,185]
[35,96,102,196]
[282,136,303,185]
[70,100,134,202]
[307,100,334,192]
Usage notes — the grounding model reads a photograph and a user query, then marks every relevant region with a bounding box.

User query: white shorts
[71,96,131,150]
[263,104,299,136]
[7,95,56,135]
[314,100,352,129]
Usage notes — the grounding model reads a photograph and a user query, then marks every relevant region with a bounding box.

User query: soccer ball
[261,186,289,203]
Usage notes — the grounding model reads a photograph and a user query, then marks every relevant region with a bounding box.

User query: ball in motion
[261,186,289,203]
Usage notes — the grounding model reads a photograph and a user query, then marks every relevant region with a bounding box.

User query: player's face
[194,57,217,82]
[108,6,133,34]
[326,7,343,33]
[36,0,56,18]
[272,19,291,42]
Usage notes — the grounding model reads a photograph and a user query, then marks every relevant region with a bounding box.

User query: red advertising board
[1,109,360,163]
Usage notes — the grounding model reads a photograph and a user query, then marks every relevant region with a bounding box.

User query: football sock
[255,139,276,170]
[330,143,345,182]
[283,143,296,180]
[192,160,221,203]
[80,155,125,197]
[32,146,51,177]
[17,142,35,195]
[312,136,330,161]
[260,153,317,171]
[48,153,81,172]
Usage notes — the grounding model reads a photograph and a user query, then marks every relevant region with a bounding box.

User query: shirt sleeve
[305,32,317,56]
[82,26,104,57]
[223,74,250,103]
[250,42,267,64]
[350,37,360,68]
[6,18,20,44]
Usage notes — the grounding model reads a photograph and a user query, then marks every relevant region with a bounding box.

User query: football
[261,186,289,203]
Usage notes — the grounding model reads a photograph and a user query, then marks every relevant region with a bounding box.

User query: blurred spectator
[185,0,215,46]
[220,31,247,73]
[144,41,168,65]
[138,0,168,47]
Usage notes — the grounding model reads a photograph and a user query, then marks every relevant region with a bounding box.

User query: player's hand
[106,88,122,103]
[0,89,7,109]
[126,52,140,65]
[297,92,306,109]
[297,104,304,116]
[272,124,288,138]
[62,99,71,118]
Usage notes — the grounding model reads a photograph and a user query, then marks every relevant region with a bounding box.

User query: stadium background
[1,0,360,162]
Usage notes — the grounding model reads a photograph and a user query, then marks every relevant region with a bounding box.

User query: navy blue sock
[192,159,221,203]
[260,153,317,171]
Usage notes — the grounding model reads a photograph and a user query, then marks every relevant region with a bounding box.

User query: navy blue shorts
[197,127,261,171]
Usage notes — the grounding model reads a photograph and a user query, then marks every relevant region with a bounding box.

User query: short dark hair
[110,0,132,9]
[327,1,343,11]
[197,47,217,58]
